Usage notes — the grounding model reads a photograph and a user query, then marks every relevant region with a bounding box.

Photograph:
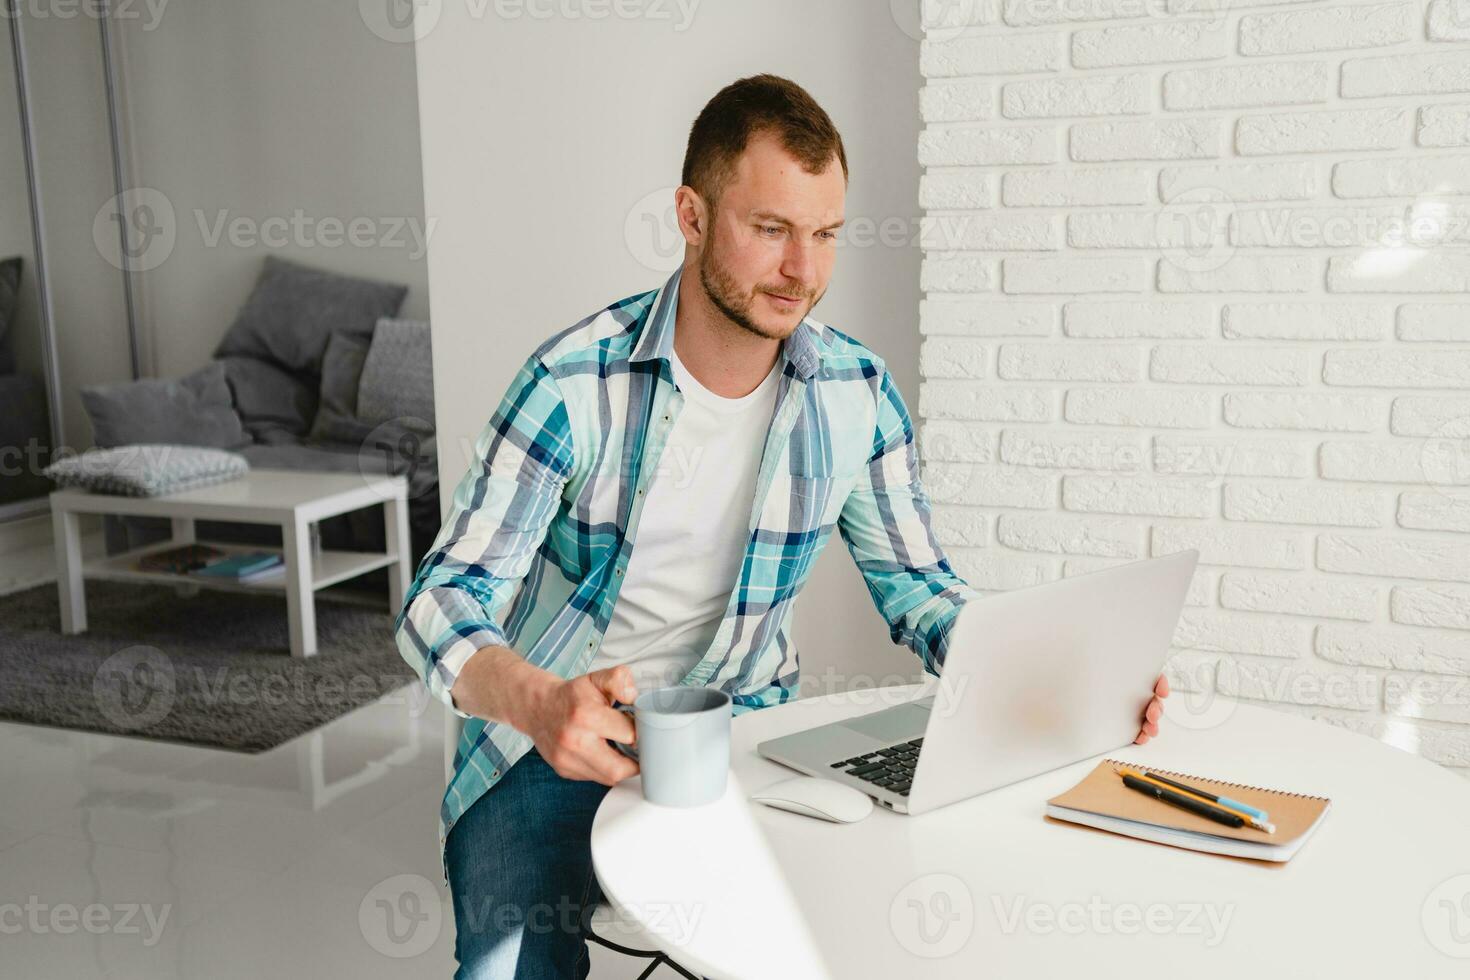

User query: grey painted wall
[115,1,431,382]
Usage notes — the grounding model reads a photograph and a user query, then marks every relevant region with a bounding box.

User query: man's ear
[675,186,706,245]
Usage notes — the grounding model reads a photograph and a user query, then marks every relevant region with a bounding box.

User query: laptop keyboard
[828,737,922,797]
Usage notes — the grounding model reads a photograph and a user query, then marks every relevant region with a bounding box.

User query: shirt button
[615,568,623,576]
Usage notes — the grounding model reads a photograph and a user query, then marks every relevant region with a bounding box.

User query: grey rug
[0,581,417,751]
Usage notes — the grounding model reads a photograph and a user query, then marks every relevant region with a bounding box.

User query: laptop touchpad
[841,702,930,742]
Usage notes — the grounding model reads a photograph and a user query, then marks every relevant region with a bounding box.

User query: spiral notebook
[1045,760,1332,862]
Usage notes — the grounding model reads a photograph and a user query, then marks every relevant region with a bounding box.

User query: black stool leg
[656,953,704,980]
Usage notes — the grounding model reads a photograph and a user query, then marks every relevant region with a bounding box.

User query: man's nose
[780,242,815,287]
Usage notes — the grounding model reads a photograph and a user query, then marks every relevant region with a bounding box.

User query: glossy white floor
[0,560,673,978]
[0,691,678,979]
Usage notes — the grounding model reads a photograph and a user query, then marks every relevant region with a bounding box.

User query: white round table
[591,681,1470,979]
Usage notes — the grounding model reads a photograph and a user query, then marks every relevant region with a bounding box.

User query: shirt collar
[630,265,821,381]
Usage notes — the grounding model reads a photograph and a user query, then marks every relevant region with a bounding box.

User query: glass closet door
[0,12,56,515]
[0,4,141,522]
[19,6,139,458]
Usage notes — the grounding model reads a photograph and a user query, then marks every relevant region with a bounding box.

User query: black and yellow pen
[1116,767,1275,833]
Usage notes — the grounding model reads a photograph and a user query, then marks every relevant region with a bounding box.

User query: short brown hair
[681,74,848,214]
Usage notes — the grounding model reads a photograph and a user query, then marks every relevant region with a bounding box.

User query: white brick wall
[918,0,1470,778]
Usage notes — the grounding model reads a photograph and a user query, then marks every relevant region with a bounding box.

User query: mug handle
[608,702,638,761]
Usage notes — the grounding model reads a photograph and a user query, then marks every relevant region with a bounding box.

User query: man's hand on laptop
[1134,673,1170,745]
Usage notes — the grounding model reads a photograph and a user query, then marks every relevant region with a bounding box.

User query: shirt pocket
[789,473,840,532]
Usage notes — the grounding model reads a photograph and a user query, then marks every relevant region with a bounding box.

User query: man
[395,73,1169,979]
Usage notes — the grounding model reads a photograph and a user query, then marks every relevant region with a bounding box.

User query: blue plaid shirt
[394,266,979,883]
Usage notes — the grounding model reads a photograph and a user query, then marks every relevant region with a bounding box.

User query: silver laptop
[757,550,1199,815]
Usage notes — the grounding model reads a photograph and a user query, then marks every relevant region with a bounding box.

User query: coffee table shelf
[51,470,411,657]
[87,539,400,593]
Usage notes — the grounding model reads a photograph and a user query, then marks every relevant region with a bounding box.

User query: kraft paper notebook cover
[1045,760,1331,862]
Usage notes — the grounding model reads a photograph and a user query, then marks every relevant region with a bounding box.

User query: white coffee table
[50,469,412,657]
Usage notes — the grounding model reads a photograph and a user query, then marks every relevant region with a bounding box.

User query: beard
[697,237,817,342]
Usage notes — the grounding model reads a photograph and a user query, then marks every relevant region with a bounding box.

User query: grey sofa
[98,257,441,583]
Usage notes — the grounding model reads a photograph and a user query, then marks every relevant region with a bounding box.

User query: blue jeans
[444,746,612,979]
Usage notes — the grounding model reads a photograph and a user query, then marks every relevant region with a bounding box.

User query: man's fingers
[578,700,636,744]
[1155,674,1170,699]
[588,665,637,705]
[583,738,639,785]
[1134,731,1151,745]
[550,731,639,785]
[1145,699,1163,725]
[1141,718,1159,738]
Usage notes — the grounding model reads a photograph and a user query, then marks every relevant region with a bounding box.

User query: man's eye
[760,225,782,236]
[818,231,836,241]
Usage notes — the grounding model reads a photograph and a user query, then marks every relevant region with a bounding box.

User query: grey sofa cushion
[357,317,434,427]
[219,355,318,443]
[309,331,372,444]
[44,445,249,497]
[80,362,249,450]
[214,256,408,377]
[0,256,21,375]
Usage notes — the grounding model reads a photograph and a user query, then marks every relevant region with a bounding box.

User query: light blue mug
[610,686,731,806]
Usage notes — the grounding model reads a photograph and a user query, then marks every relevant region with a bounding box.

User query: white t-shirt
[587,345,782,692]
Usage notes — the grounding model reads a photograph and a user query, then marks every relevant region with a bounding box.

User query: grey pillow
[357,317,434,428]
[80,362,249,450]
[219,355,318,443]
[309,331,372,444]
[0,256,21,375]
[44,445,249,497]
[214,256,408,376]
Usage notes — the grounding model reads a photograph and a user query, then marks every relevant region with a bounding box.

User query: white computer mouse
[749,775,874,823]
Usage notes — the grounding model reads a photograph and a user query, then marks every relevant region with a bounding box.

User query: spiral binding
[1103,759,1329,801]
